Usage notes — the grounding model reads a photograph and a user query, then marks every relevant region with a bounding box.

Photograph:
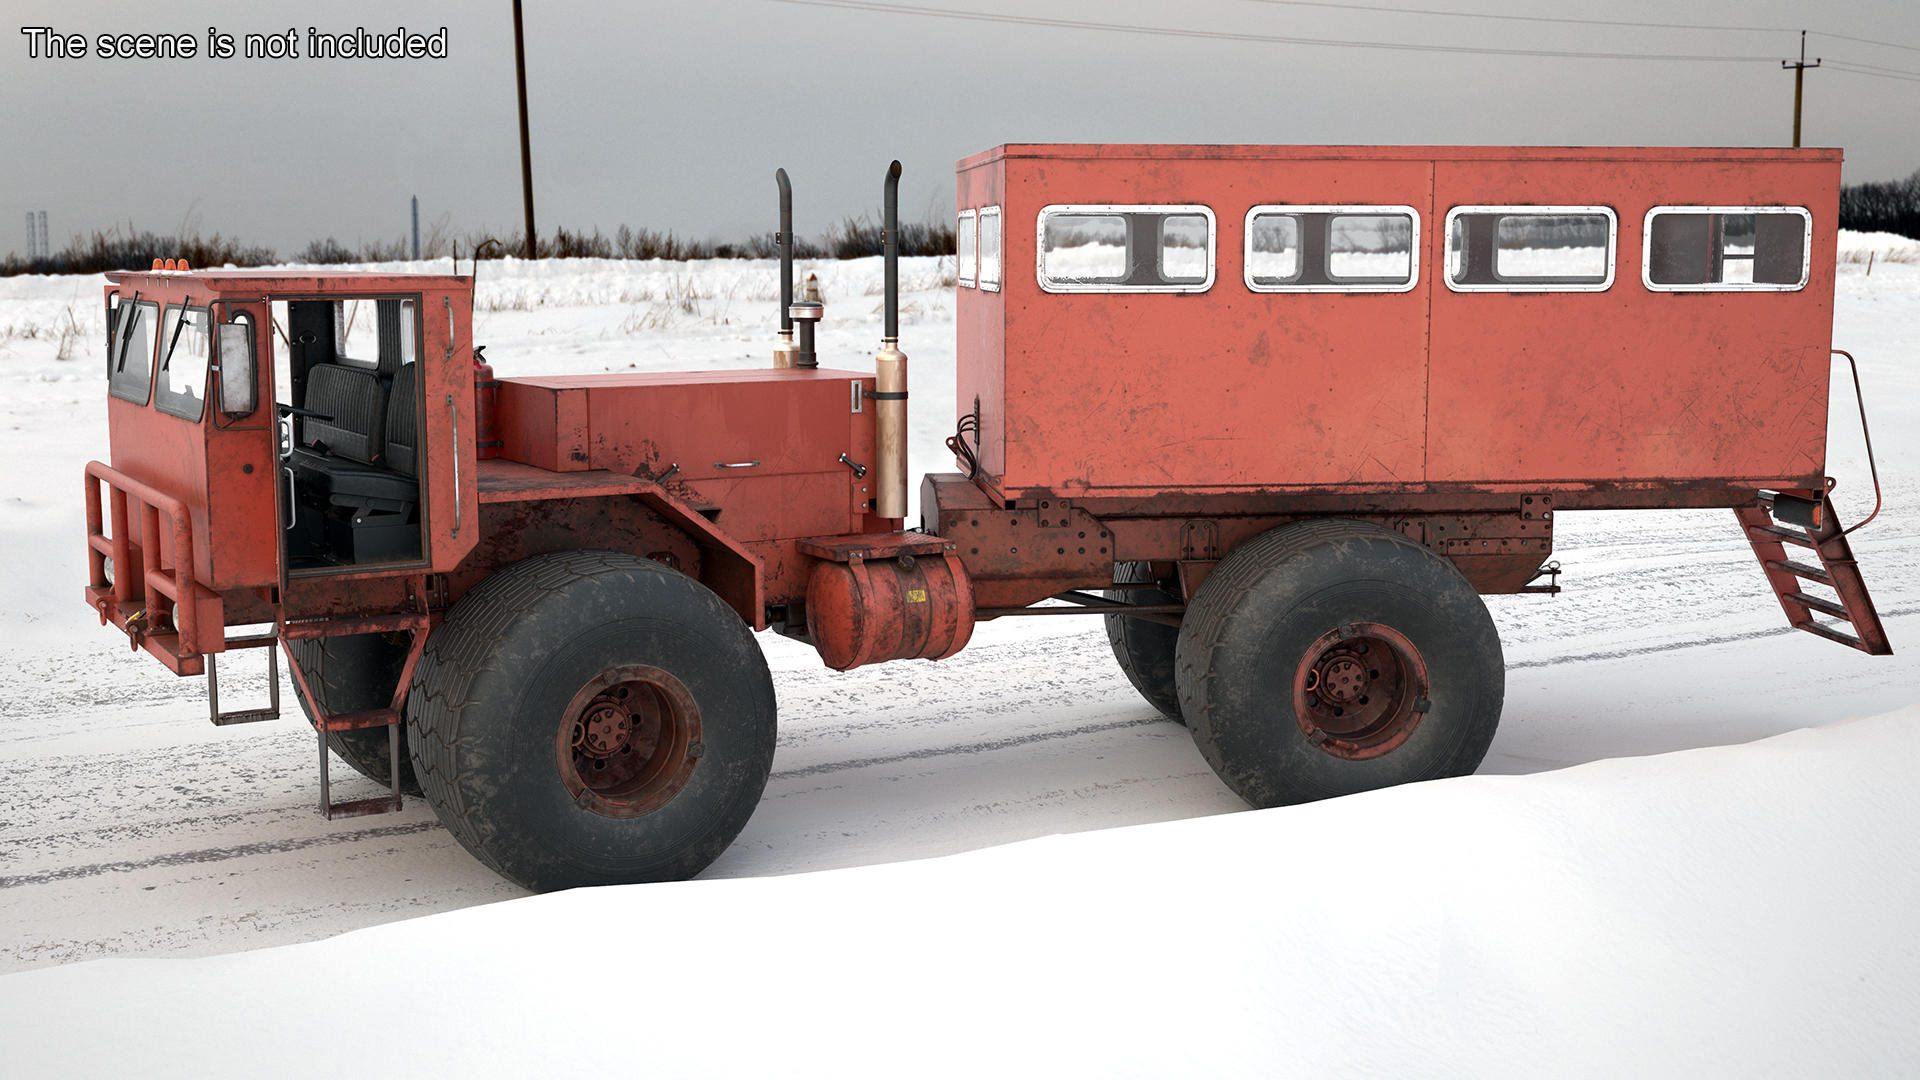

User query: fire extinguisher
[473,345,501,460]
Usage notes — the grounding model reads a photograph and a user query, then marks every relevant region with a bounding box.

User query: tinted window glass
[1647,209,1808,288]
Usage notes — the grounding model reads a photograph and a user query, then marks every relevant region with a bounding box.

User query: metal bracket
[208,634,282,725]
[1519,560,1563,595]
[1180,519,1221,561]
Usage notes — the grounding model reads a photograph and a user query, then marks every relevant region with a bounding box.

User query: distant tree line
[1838,169,1920,240]
[1,212,958,277]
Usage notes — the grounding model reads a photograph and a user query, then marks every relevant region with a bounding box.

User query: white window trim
[1036,204,1217,294]
[1443,205,1619,293]
[978,206,1002,293]
[1242,204,1421,294]
[1641,205,1812,292]
[956,208,977,289]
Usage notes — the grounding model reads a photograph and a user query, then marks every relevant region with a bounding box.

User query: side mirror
[217,320,257,416]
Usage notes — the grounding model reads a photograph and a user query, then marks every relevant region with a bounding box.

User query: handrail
[1831,350,1883,536]
[83,460,201,657]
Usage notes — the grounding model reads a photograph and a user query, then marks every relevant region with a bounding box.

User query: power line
[1234,0,1920,55]
[1807,31,1920,55]
[1235,0,1799,36]
[1828,61,1920,84]
[761,0,1787,62]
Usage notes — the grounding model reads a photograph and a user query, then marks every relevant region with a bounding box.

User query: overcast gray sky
[5,0,1917,259]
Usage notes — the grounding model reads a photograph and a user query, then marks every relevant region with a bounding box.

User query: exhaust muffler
[773,168,799,368]
[873,160,908,520]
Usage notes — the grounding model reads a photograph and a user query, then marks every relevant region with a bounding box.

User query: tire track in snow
[1506,605,1920,670]
[0,821,441,889]
[769,715,1176,781]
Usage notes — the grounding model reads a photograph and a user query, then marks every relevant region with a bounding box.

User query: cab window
[155,304,212,422]
[107,299,159,405]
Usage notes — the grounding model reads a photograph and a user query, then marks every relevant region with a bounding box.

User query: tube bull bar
[84,460,221,676]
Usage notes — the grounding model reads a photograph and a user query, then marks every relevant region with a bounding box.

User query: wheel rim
[556,664,704,818]
[1290,622,1431,760]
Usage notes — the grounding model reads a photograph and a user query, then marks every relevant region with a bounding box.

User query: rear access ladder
[1737,491,1892,656]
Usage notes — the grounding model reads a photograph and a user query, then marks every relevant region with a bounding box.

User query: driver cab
[278,296,426,568]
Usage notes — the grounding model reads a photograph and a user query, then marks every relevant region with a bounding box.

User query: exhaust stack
[873,160,909,520]
[773,168,799,368]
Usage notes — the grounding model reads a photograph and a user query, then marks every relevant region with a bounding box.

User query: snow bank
[1837,229,1920,258]
[5,705,1916,1079]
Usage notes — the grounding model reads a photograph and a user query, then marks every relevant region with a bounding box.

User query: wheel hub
[556,666,702,818]
[575,699,633,758]
[1292,622,1432,760]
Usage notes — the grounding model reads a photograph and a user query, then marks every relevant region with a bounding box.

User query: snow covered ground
[1,240,1916,1073]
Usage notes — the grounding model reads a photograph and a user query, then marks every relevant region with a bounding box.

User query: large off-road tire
[287,633,422,796]
[1175,519,1503,807]
[1104,562,1183,722]
[406,550,777,892]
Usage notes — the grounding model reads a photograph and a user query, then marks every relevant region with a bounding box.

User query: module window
[1446,207,1617,292]
[1245,206,1419,292]
[957,209,978,288]
[1644,207,1810,291]
[1038,204,1216,293]
[978,206,1002,292]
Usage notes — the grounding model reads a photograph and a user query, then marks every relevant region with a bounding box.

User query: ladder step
[1735,496,1893,656]
[1798,621,1870,652]
[1765,558,1832,586]
[1745,523,1815,549]
[1784,591,1851,621]
[325,795,406,820]
[320,707,400,732]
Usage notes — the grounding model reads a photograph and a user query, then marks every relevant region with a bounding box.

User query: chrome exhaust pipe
[773,168,799,368]
[873,160,908,520]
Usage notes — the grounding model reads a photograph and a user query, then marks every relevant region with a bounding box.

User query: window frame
[1035,203,1217,294]
[978,206,1002,292]
[957,208,978,289]
[1641,205,1812,292]
[1242,204,1421,294]
[1443,205,1619,293]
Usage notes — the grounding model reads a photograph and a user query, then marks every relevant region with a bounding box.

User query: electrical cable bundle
[946,411,980,480]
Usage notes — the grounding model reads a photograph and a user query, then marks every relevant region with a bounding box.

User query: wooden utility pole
[513,0,537,259]
[1783,30,1821,148]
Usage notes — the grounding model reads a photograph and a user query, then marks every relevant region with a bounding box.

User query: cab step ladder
[279,607,432,819]
[1736,491,1892,656]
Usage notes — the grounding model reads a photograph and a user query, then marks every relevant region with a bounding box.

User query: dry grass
[1839,248,1920,265]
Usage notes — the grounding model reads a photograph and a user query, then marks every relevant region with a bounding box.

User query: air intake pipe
[873,160,908,520]
[773,168,799,368]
